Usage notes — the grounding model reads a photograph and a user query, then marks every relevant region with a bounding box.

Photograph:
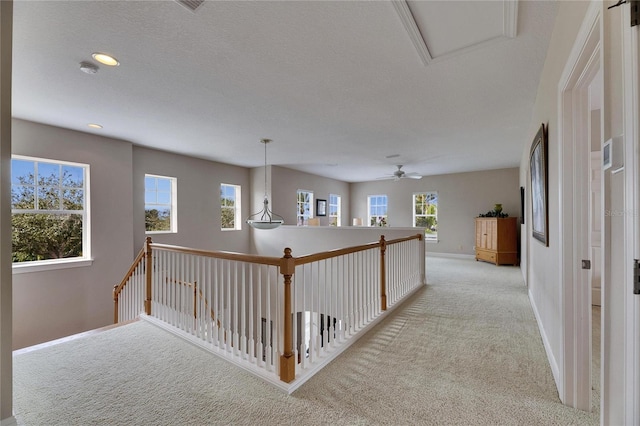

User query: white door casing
[622,2,640,424]
[557,1,602,411]
[590,151,602,307]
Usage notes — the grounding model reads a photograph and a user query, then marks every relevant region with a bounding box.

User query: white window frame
[145,174,177,234]
[11,155,92,272]
[329,193,341,227]
[220,183,242,231]
[296,189,314,226]
[413,191,438,241]
[367,194,388,227]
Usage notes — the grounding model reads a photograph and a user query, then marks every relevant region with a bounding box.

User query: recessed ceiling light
[88,123,103,129]
[92,52,119,66]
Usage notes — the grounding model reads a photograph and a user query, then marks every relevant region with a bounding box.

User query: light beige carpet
[13,257,598,425]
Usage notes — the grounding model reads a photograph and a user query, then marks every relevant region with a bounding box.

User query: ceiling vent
[175,0,204,13]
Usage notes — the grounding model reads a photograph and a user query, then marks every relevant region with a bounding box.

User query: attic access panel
[403,0,517,60]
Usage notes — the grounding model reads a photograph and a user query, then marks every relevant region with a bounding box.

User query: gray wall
[268,165,350,227]
[132,146,251,253]
[8,121,520,350]
[518,1,589,406]
[253,225,421,257]
[350,168,520,256]
[519,2,627,422]
[12,119,134,349]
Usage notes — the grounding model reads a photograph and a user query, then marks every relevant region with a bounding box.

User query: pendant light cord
[264,140,268,199]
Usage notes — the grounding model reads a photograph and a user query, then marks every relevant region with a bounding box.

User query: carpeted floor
[13,257,598,425]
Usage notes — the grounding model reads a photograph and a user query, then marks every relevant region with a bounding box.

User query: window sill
[12,258,94,274]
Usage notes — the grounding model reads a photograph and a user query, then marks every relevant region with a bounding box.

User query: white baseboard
[1,416,17,426]
[528,289,562,398]
[426,252,475,260]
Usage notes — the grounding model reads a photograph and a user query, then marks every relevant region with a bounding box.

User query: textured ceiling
[12,0,558,183]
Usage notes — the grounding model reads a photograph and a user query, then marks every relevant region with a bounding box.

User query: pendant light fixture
[246,139,284,230]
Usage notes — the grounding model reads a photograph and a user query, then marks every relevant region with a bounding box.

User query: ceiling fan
[376,165,422,181]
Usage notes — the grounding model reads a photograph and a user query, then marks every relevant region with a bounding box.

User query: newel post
[380,235,387,311]
[279,247,296,383]
[145,236,152,316]
[113,285,119,323]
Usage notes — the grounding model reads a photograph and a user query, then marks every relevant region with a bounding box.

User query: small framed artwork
[603,138,612,170]
[529,123,548,246]
[316,199,327,216]
[520,186,525,225]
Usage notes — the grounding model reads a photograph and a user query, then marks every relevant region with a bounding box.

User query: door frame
[622,2,640,424]
[557,1,602,411]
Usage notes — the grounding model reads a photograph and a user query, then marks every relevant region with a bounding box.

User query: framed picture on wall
[529,123,548,246]
[520,186,525,225]
[316,199,327,216]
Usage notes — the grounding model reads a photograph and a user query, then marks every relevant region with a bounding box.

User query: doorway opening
[557,3,601,412]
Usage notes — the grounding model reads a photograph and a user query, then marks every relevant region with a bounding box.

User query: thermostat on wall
[603,138,612,170]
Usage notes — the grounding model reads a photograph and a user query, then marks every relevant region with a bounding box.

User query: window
[414,192,438,241]
[145,174,177,233]
[11,156,89,264]
[368,195,388,227]
[296,190,313,226]
[221,183,241,230]
[329,194,341,226]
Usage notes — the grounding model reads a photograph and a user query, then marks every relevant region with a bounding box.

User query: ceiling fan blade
[375,175,396,180]
[404,173,422,179]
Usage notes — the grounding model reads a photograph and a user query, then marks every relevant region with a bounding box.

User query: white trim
[11,156,91,263]
[296,189,314,225]
[503,0,518,39]
[391,0,432,66]
[11,257,93,274]
[220,183,242,231]
[529,288,561,393]
[329,193,342,227]
[144,174,178,233]
[367,194,388,227]
[392,0,517,65]
[622,3,640,424]
[556,0,602,411]
[0,416,16,426]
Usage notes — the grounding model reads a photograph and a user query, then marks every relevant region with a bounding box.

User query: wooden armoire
[475,217,518,266]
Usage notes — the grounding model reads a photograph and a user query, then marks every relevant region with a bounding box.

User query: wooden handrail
[150,234,421,269]
[115,232,424,384]
[385,233,423,245]
[289,234,421,266]
[113,246,146,323]
[293,240,381,266]
[150,243,282,266]
[113,247,145,296]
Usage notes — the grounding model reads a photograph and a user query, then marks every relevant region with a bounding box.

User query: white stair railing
[150,247,282,373]
[114,233,425,391]
[113,246,146,323]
